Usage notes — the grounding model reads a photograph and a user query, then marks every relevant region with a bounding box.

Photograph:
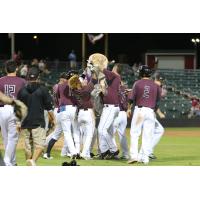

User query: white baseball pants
[0,105,19,166]
[77,109,95,158]
[49,105,77,155]
[98,105,120,153]
[150,118,164,154]
[113,111,129,158]
[130,106,155,164]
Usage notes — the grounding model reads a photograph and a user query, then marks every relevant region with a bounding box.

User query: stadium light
[33,35,38,40]
[191,38,200,45]
[191,38,200,68]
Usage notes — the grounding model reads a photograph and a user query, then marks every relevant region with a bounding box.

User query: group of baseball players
[0,53,166,166]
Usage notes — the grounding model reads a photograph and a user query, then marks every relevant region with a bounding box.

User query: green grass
[1,127,200,166]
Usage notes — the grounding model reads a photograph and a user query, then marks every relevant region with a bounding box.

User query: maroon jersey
[103,69,121,105]
[0,76,26,99]
[130,79,161,109]
[118,84,128,111]
[57,83,74,106]
[72,82,94,109]
[52,84,59,108]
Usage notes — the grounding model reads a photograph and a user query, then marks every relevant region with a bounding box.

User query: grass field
[1,127,200,166]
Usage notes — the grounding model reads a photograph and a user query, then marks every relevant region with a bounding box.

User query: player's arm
[0,91,13,104]
[103,69,117,82]
[42,87,56,129]
[156,108,165,119]
[127,83,137,118]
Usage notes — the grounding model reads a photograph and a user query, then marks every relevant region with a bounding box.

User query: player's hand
[159,112,165,119]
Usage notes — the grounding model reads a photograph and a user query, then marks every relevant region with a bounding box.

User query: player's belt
[0,105,4,107]
[138,105,143,108]
[104,104,119,107]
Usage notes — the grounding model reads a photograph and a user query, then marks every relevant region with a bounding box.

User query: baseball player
[44,72,71,157]
[0,91,27,166]
[114,76,129,159]
[87,53,121,159]
[0,60,26,166]
[43,71,78,160]
[68,74,96,160]
[18,67,55,166]
[127,65,161,164]
[111,63,129,159]
[148,74,166,159]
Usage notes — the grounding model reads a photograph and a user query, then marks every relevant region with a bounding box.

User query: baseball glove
[12,99,28,121]
[68,75,81,89]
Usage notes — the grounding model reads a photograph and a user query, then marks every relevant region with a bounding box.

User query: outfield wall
[127,118,200,127]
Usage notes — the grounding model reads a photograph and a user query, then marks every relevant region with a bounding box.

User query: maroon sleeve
[129,82,137,102]
[103,69,118,81]
[80,82,94,95]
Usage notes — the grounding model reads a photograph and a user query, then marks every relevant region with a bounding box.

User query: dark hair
[115,63,123,75]
[59,72,68,79]
[5,60,17,73]
[27,67,40,80]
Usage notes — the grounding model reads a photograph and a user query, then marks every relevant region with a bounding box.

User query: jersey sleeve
[129,82,137,103]
[42,86,54,111]
[103,69,117,81]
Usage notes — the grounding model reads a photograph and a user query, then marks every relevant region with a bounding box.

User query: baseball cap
[28,67,40,80]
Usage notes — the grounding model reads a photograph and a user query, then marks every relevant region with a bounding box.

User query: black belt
[80,108,92,111]
[104,104,119,107]
[0,105,4,107]
[138,106,143,108]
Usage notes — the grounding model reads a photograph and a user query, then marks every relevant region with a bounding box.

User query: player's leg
[149,118,164,157]
[140,109,155,164]
[117,111,129,159]
[5,112,19,166]
[80,109,95,159]
[129,107,144,163]
[60,109,77,157]
[98,106,119,156]
[72,119,81,156]
[44,113,63,159]
[0,108,10,165]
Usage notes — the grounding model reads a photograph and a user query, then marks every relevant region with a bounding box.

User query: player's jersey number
[4,85,16,98]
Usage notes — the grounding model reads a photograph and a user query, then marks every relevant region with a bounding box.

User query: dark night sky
[0,33,200,64]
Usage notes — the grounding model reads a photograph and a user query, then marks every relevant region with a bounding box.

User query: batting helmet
[138,65,152,78]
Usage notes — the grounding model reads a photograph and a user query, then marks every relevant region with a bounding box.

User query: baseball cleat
[106,150,120,160]
[149,153,157,160]
[97,150,110,159]
[90,152,95,158]
[120,155,129,160]
[82,156,93,160]
[127,159,138,164]
[43,153,53,160]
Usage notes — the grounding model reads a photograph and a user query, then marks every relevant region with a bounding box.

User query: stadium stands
[0,60,199,120]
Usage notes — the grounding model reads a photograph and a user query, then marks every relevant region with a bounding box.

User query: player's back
[133,79,160,109]
[0,76,26,99]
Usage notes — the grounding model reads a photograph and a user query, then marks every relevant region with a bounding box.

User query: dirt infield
[165,129,200,137]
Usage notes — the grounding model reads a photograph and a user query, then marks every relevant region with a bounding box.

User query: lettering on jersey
[4,85,16,98]
[143,85,150,98]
